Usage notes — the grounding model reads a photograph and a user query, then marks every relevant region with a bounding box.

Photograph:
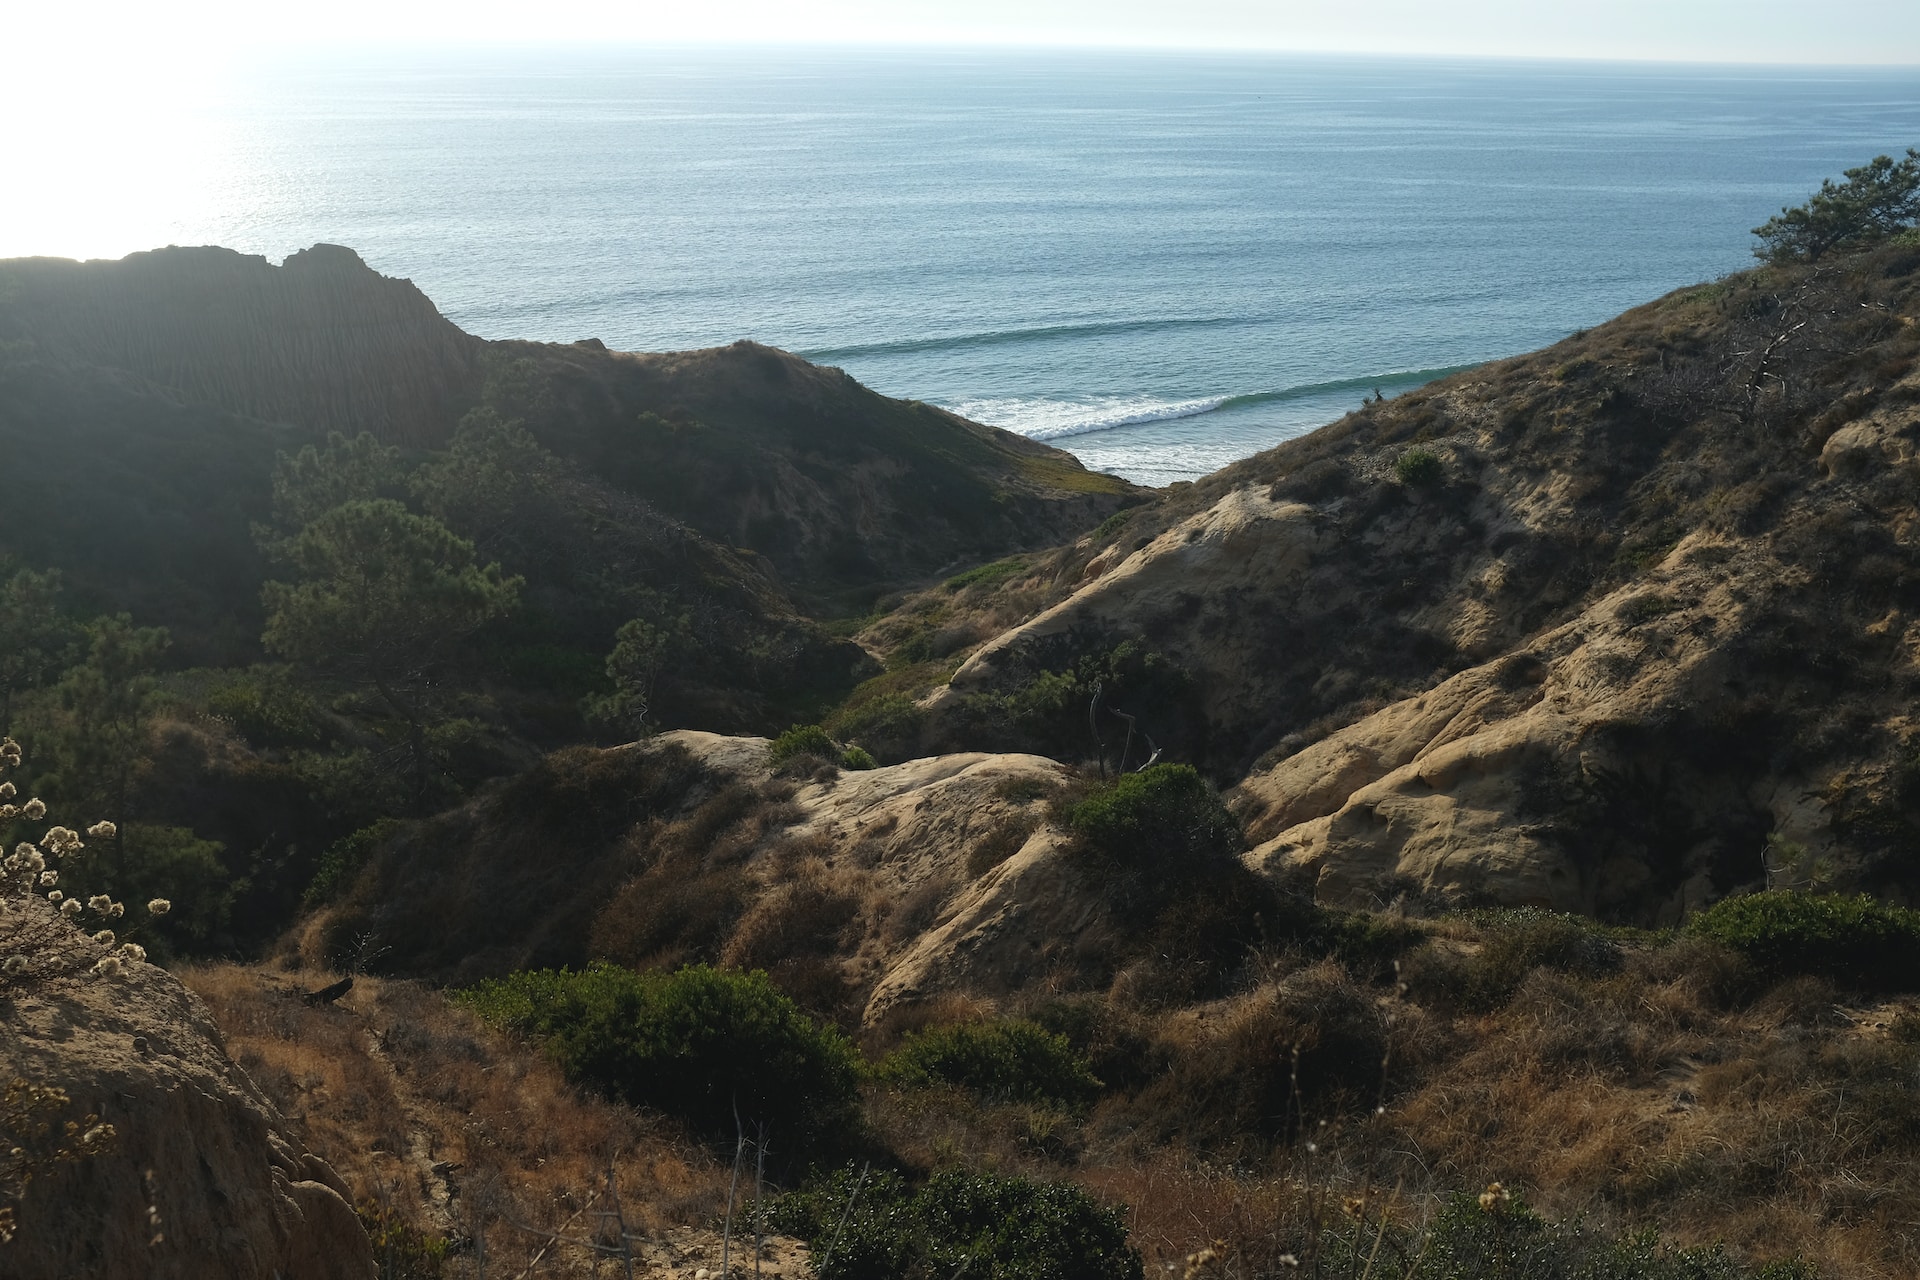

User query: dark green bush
[767,1166,1142,1280]
[1688,891,1920,989]
[1066,764,1242,872]
[945,558,1029,592]
[1318,908,1425,981]
[1026,997,1161,1094]
[769,723,841,767]
[205,666,326,748]
[1394,446,1444,487]
[457,964,860,1150]
[768,724,880,771]
[878,1019,1102,1110]
[1067,765,1354,1000]
[303,817,408,907]
[826,691,927,762]
[1320,1189,1813,1279]
[945,639,1196,765]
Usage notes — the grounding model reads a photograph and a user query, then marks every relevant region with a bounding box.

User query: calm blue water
[16,48,1920,484]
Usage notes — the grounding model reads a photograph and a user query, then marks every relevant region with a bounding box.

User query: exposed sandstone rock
[936,487,1320,732]
[916,252,1920,918]
[660,733,1093,1024]
[1,899,372,1280]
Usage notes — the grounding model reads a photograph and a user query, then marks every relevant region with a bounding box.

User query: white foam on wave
[948,394,1229,442]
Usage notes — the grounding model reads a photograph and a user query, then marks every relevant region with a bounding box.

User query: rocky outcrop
[1234,528,1778,920]
[302,730,1111,1026]
[1,899,373,1279]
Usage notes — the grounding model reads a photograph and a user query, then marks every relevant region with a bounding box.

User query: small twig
[722,1102,745,1278]
[753,1123,768,1279]
[1088,682,1108,780]
[816,1162,871,1276]
[510,1197,593,1280]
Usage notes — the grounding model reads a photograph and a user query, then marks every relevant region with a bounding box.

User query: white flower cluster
[0,737,150,985]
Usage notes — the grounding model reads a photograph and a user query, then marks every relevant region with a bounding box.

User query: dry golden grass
[847,922,1920,1279]
[183,964,742,1278]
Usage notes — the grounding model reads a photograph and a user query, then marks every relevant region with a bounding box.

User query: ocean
[9,47,1920,484]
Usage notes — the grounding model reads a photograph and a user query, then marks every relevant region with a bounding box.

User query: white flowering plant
[0,737,165,989]
[0,1078,117,1246]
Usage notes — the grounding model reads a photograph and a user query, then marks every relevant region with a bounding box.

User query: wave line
[798,314,1251,361]
[986,362,1483,443]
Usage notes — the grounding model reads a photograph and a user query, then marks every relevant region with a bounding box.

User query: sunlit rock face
[1,898,374,1280]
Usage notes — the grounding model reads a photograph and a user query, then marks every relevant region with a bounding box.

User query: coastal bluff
[0,244,481,447]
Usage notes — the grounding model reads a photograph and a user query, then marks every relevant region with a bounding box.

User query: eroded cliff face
[1,901,372,1280]
[916,246,1920,919]
[297,731,1129,1029]
[0,245,483,446]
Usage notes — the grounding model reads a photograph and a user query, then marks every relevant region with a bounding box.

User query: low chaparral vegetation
[181,965,749,1278]
[766,1166,1142,1280]
[455,963,862,1162]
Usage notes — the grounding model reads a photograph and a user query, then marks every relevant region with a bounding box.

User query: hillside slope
[0,245,1136,629]
[898,245,1920,920]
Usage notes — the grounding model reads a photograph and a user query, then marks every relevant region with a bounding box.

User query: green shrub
[1319,908,1425,980]
[205,666,325,748]
[1394,446,1444,487]
[878,1019,1102,1110]
[769,723,879,771]
[1092,510,1132,540]
[457,964,860,1150]
[768,723,840,767]
[303,817,408,908]
[826,690,927,762]
[1688,891,1920,989]
[1026,997,1161,1094]
[358,1200,449,1279]
[767,1166,1142,1280]
[944,558,1028,592]
[1067,764,1242,871]
[1320,1188,1813,1279]
[946,639,1195,765]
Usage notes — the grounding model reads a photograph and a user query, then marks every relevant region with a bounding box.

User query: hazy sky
[12,0,1920,64]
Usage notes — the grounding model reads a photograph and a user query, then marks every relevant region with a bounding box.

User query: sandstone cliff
[1,900,372,1279]
[914,244,1920,919]
[297,731,1136,1030]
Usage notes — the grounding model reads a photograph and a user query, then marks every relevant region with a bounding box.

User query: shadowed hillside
[0,244,482,446]
[0,245,1138,632]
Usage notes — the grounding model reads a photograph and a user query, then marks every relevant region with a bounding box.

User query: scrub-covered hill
[873,239,1920,921]
[0,245,1136,643]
